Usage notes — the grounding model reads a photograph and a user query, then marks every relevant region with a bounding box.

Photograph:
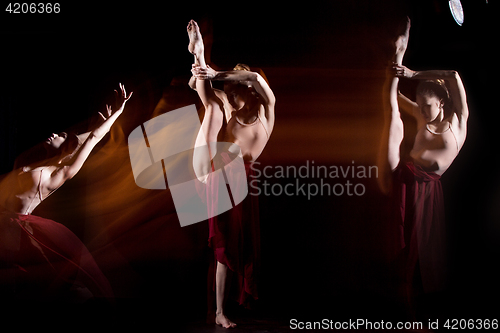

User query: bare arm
[211,69,258,82]
[188,67,256,90]
[76,131,91,144]
[192,66,276,118]
[222,70,277,120]
[397,92,419,117]
[54,84,133,183]
[250,73,276,120]
[190,65,222,108]
[395,66,469,125]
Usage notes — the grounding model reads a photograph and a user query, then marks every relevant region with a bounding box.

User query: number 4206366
[6,3,60,14]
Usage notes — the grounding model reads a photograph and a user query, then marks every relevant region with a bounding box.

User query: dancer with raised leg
[187,19,275,328]
[379,18,468,318]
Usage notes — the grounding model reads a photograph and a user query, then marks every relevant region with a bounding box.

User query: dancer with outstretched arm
[0,84,132,304]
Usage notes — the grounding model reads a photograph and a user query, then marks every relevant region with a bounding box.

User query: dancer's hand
[191,64,217,80]
[93,84,132,138]
[393,63,415,79]
[114,83,133,111]
[99,83,132,120]
[98,104,113,122]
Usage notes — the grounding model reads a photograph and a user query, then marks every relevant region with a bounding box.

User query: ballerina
[0,84,132,303]
[378,18,468,317]
[187,19,275,328]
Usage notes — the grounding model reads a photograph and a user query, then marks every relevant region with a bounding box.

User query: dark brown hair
[233,63,251,71]
[416,79,452,118]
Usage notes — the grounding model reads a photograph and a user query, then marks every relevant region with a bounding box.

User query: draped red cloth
[391,162,448,299]
[201,152,260,309]
[0,209,114,302]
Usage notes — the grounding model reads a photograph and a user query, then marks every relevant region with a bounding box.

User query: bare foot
[394,17,411,65]
[216,313,237,329]
[187,19,204,59]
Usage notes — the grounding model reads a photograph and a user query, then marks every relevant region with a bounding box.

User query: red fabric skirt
[202,153,260,308]
[0,209,114,302]
[392,162,448,296]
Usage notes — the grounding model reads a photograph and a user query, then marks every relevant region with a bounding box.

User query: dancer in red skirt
[187,19,276,328]
[0,84,132,303]
[378,18,469,316]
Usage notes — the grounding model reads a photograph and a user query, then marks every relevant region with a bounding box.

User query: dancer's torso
[410,119,460,176]
[224,110,270,163]
[0,166,58,215]
[217,91,273,162]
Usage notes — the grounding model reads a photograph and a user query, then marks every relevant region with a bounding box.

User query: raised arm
[394,65,469,125]
[54,84,132,183]
[192,66,276,118]
[217,69,276,119]
[250,73,276,119]
[397,91,419,117]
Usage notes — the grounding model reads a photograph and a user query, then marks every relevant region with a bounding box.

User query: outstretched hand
[99,83,133,121]
[92,83,133,139]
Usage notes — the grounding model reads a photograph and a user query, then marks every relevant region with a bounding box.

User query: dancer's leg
[215,261,237,328]
[378,18,410,193]
[188,20,224,182]
[188,21,236,328]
